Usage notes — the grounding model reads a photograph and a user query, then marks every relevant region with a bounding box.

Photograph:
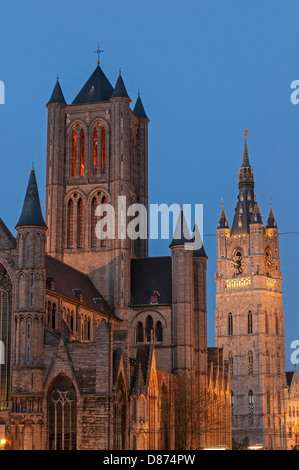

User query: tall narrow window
[277,351,280,375]
[136,322,143,344]
[101,127,106,174]
[77,198,83,248]
[248,350,253,374]
[145,315,153,342]
[67,199,74,248]
[93,128,98,175]
[228,312,233,336]
[80,129,85,176]
[248,390,254,414]
[228,351,234,375]
[91,197,98,247]
[52,303,56,330]
[155,321,163,343]
[277,391,281,414]
[248,311,253,334]
[231,391,235,414]
[72,129,77,176]
[275,312,279,335]
[265,312,269,334]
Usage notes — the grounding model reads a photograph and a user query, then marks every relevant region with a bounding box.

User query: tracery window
[155,321,163,343]
[91,192,108,247]
[80,129,85,176]
[92,123,106,176]
[72,129,77,176]
[48,374,77,450]
[136,322,143,344]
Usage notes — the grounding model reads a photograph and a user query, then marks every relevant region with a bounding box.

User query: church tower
[215,132,286,449]
[45,52,149,315]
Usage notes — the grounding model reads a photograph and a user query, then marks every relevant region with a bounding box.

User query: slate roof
[111,71,130,99]
[130,257,172,306]
[16,169,46,228]
[130,344,152,394]
[169,208,192,248]
[72,65,114,104]
[266,207,278,229]
[133,93,148,119]
[192,223,208,258]
[45,255,120,320]
[286,371,294,387]
[47,78,66,105]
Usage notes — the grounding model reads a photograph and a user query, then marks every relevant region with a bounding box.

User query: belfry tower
[215,131,286,449]
[45,51,149,316]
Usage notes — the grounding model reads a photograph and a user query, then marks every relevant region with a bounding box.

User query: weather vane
[244,129,249,139]
[94,42,104,65]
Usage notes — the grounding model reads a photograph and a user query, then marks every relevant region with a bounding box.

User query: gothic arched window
[228,312,233,336]
[91,196,98,247]
[80,129,85,176]
[248,350,253,374]
[77,198,83,248]
[72,129,77,176]
[248,311,253,334]
[90,192,108,248]
[48,374,77,450]
[93,127,98,175]
[155,321,163,343]
[101,126,106,174]
[51,303,56,330]
[145,315,153,343]
[136,322,143,344]
[67,199,74,248]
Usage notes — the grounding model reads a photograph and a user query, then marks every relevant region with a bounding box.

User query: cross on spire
[94,42,104,65]
[244,129,249,139]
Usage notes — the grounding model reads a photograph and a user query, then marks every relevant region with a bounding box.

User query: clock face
[265,248,273,275]
[231,251,244,274]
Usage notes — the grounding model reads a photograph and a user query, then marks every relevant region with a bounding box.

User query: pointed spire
[72,65,114,104]
[192,222,208,258]
[169,207,192,248]
[250,203,263,225]
[266,200,277,228]
[133,91,148,119]
[111,69,130,99]
[47,75,66,105]
[242,129,250,166]
[218,198,229,229]
[16,168,46,228]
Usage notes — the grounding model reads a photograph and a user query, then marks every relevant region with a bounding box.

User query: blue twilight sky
[0,0,298,369]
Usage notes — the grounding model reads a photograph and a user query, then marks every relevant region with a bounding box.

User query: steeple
[16,168,46,228]
[231,131,257,236]
[133,91,148,119]
[218,199,229,229]
[266,201,277,228]
[111,69,130,100]
[169,207,192,248]
[192,222,208,258]
[72,65,114,104]
[47,76,66,105]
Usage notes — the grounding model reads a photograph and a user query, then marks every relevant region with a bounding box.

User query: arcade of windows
[46,300,92,341]
[227,310,280,336]
[70,121,107,178]
[135,315,163,344]
[66,191,108,249]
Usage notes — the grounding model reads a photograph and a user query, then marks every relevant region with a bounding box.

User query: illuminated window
[72,129,77,176]
[93,127,98,175]
[77,198,83,248]
[80,129,84,176]
[67,199,74,248]
[101,127,106,174]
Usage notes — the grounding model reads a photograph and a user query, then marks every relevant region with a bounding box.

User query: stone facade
[0,59,231,450]
[215,135,293,450]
